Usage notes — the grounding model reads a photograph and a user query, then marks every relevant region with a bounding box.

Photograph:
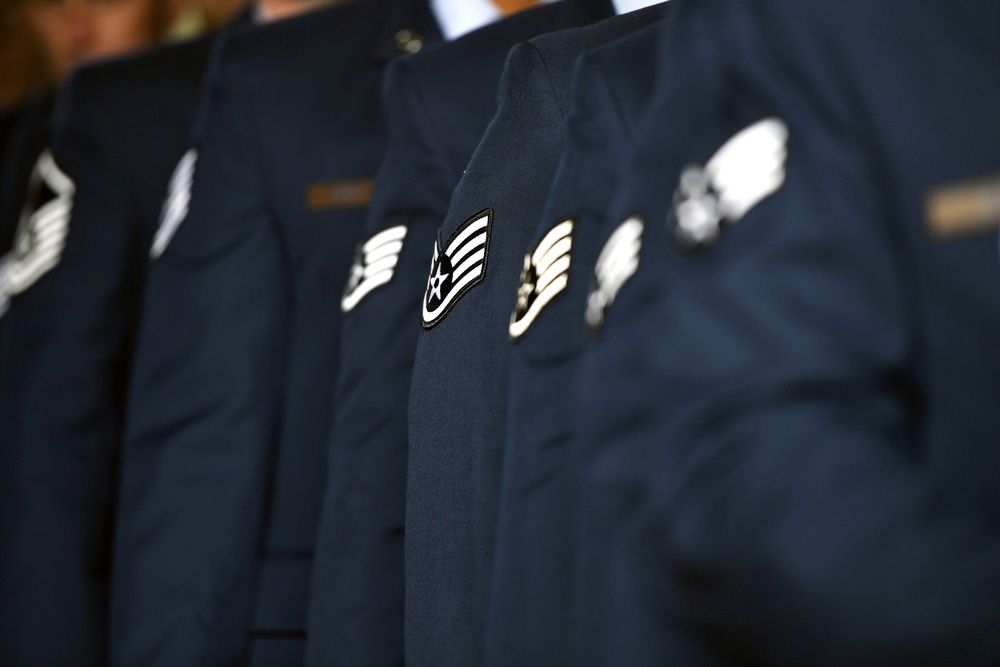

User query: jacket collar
[551,0,617,27]
[370,0,445,66]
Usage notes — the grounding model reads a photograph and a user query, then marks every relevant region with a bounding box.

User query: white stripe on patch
[585,216,643,332]
[341,224,408,313]
[421,209,493,329]
[509,219,574,341]
[1,150,75,312]
[151,148,198,259]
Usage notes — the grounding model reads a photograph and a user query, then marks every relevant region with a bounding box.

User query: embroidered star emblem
[514,255,535,315]
[347,256,365,292]
[340,225,408,314]
[429,262,446,302]
[421,209,492,329]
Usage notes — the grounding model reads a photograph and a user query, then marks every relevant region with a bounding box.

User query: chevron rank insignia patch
[341,224,408,313]
[509,218,574,341]
[585,216,643,334]
[421,209,492,329]
[672,117,788,249]
[150,148,197,259]
[0,150,75,318]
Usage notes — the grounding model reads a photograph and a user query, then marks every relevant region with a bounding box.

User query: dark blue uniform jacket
[305,2,615,666]
[581,0,1000,664]
[489,13,694,667]
[0,105,22,181]
[114,2,441,665]
[404,6,662,666]
[0,94,55,254]
[0,28,245,666]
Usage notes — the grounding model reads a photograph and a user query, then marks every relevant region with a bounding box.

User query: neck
[257,0,342,22]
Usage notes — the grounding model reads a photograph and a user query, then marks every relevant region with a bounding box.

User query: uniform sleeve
[614,93,1000,665]
[110,51,287,667]
[406,38,572,666]
[491,52,646,667]
[0,74,134,667]
[305,56,454,667]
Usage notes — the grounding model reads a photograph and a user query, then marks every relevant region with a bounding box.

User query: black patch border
[421,207,493,330]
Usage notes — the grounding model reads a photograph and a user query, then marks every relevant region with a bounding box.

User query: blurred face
[21,0,172,82]
[257,0,334,23]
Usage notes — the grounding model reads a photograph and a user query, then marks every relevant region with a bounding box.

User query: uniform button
[395,29,424,54]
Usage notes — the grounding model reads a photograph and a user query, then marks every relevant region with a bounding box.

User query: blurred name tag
[307,177,375,210]
[927,173,1000,240]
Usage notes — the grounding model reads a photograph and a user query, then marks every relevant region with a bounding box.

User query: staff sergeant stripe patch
[421,208,493,329]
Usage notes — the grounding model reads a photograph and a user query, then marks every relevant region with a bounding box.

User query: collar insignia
[672,118,788,249]
[341,224,408,313]
[421,209,492,329]
[586,216,643,335]
[151,148,197,259]
[509,218,574,341]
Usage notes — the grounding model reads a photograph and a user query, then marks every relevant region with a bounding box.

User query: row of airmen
[2,0,1000,664]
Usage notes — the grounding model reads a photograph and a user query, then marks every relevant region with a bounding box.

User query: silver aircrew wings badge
[421,208,492,329]
[509,218,574,341]
[150,148,197,259]
[0,150,75,318]
[585,216,643,335]
[341,224,408,313]
[672,117,788,249]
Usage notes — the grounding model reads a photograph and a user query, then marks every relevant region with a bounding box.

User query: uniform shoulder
[51,33,225,161]
[220,0,416,68]
[529,3,667,63]
[1,92,55,140]
[222,3,355,61]
[581,19,661,116]
[515,4,666,112]
[404,2,568,83]
[588,14,661,69]
[67,33,217,101]
[386,3,573,128]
